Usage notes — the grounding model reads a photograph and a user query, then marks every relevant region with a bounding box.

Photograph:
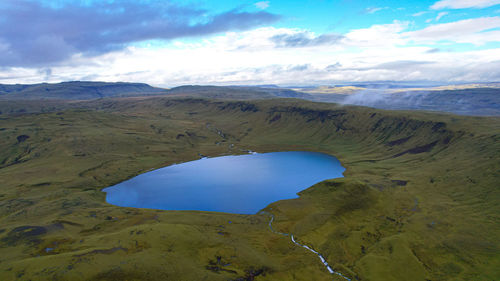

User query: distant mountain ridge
[0,82,310,101]
[167,85,312,100]
[1,81,499,116]
[0,81,167,100]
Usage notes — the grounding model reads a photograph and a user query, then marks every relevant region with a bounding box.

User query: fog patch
[342,89,427,108]
[337,87,499,116]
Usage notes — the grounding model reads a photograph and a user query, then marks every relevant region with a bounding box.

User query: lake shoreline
[103,151,345,214]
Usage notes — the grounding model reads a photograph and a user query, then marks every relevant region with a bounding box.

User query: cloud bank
[431,0,500,10]
[270,32,343,47]
[0,0,279,67]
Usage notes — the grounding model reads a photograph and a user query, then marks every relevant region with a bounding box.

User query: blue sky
[0,0,499,85]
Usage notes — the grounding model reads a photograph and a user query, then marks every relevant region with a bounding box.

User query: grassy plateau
[0,96,499,281]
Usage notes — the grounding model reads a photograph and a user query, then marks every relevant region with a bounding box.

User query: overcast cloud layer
[0,0,499,85]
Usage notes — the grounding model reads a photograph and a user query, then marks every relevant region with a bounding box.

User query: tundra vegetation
[0,95,499,281]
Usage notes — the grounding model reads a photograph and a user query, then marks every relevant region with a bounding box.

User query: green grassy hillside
[0,97,498,280]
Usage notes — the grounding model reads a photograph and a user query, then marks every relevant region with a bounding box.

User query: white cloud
[426,12,449,23]
[436,12,449,21]
[412,11,428,17]
[404,17,500,45]
[254,1,270,10]
[365,7,387,14]
[342,21,409,47]
[431,0,500,10]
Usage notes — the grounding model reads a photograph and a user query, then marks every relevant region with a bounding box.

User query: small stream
[262,212,351,281]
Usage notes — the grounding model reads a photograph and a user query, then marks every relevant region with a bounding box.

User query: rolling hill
[0,81,167,100]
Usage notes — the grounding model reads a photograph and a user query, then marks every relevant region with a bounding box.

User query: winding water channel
[261,212,351,281]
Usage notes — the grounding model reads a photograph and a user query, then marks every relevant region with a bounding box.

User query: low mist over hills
[303,85,500,116]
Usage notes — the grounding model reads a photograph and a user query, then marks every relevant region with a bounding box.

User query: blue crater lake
[103,151,345,214]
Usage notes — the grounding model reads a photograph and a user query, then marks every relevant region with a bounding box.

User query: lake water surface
[103,151,345,214]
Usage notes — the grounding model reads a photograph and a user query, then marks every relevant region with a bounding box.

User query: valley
[0,96,498,280]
